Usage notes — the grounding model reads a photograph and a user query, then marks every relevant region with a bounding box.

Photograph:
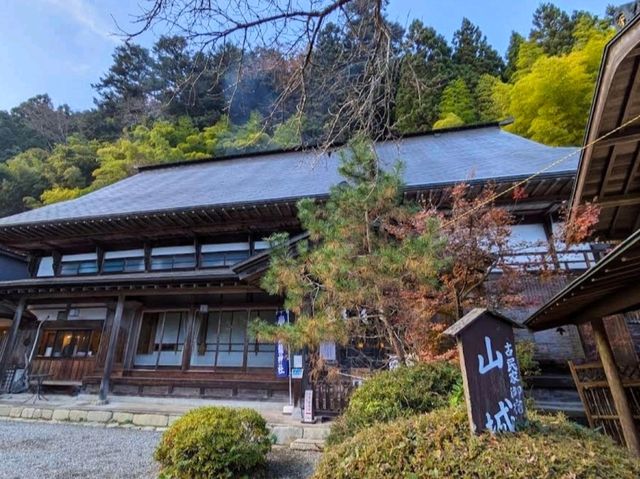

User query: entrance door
[134,311,187,368]
[191,310,248,369]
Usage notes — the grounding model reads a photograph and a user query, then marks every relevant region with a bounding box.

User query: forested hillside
[0,3,616,218]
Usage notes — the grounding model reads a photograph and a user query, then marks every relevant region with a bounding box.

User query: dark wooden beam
[591,317,640,456]
[575,281,640,322]
[596,126,640,148]
[596,192,640,208]
[0,298,26,388]
[99,294,125,402]
[181,308,195,372]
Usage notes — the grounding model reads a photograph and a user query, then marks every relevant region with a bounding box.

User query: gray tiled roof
[0,126,578,227]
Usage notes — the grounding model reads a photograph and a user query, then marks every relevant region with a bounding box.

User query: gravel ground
[0,419,321,479]
[0,419,161,479]
[267,447,322,479]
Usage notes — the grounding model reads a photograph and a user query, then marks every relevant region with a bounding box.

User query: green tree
[452,18,504,88]
[92,118,197,187]
[222,112,271,153]
[43,136,100,190]
[253,136,447,362]
[437,78,476,124]
[475,74,502,122]
[433,113,464,130]
[93,42,156,131]
[179,115,235,158]
[0,110,48,162]
[506,19,614,145]
[394,20,452,133]
[0,149,50,215]
[530,3,575,55]
[504,32,525,81]
[272,115,304,148]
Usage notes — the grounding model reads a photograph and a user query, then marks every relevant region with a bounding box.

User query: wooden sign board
[445,308,526,434]
[303,389,315,423]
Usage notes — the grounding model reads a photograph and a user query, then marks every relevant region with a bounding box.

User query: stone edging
[0,404,328,447]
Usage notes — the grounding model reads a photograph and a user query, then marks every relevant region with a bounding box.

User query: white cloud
[42,0,120,44]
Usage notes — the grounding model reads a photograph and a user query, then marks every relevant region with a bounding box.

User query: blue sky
[0,0,612,111]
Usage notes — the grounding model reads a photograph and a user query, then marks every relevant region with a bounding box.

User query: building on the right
[526,13,640,456]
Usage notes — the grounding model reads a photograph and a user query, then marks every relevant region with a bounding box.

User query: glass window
[36,257,55,277]
[216,311,247,367]
[37,330,100,358]
[247,310,277,368]
[150,254,196,271]
[103,257,145,273]
[134,311,187,367]
[192,312,220,366]
[201,250,250,268]
[191,309,274,369]
[60,260,99,276]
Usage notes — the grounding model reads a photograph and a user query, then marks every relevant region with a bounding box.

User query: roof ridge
[136,121,503,173]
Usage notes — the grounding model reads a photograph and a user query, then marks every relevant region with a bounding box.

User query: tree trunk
[378,309,405,364]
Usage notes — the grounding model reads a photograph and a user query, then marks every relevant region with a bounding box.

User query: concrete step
[290,438,325,451]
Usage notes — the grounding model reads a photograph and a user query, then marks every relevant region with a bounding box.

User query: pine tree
[530,3,575,55]
[394,20,452,133]
[92,43,157,130]
[253,136,449,363]
[475,74,502,122]
[504,32,525,81]
[437,78,476,124]
[452,18,504,89]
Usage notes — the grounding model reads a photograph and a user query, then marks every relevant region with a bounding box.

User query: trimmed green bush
[155,406,272,479]
[326,361,461,445]
[315,407,640,478]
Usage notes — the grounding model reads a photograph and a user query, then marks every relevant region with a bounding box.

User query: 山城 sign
[444,308,526,434]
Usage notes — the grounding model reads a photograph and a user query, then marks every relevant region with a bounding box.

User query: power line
[441,111,640,229]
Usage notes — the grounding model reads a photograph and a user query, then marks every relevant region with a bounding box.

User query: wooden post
[592,317,640,456]
[181,309,195,371]
[99,295,125,403]
[0,298,26,389]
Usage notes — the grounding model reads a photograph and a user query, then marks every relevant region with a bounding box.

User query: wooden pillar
[0,298,26,388]
[592,317,640,456]
[99,295,125,402]
[181,309,196,371]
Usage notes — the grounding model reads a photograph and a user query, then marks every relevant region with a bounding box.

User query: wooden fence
[312,377,357,416]
[569,361,640,446]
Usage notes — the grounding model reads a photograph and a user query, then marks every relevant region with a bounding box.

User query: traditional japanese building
[526,13,640,454]
[0,123,589,404]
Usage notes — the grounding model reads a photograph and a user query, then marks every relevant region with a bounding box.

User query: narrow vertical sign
[303,389,314,423]
[445,308,526,434]
[275,310,289,378]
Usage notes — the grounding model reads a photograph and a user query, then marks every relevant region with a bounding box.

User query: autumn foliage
[254,137,599,364]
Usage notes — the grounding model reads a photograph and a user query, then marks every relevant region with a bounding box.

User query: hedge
[326,361,461,445]
[315,407,640,478]
[155,406,272,479]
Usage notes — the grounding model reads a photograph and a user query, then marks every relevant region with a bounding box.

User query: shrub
[516,340,541,377]
[315,407,640,479]
[326,361,460,445]
[155,406,272,479]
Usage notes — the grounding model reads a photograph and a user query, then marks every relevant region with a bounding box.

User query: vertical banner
[275,310,289,378]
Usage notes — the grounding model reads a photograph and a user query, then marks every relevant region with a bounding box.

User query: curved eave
[0,171,576,251]
[0,269,245,297]
[526,227,640,331]
[572,15,640,240]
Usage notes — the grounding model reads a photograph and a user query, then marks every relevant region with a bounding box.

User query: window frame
[36,329,101,359]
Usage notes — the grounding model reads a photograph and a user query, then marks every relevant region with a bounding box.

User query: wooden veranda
[527,227,640,455]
